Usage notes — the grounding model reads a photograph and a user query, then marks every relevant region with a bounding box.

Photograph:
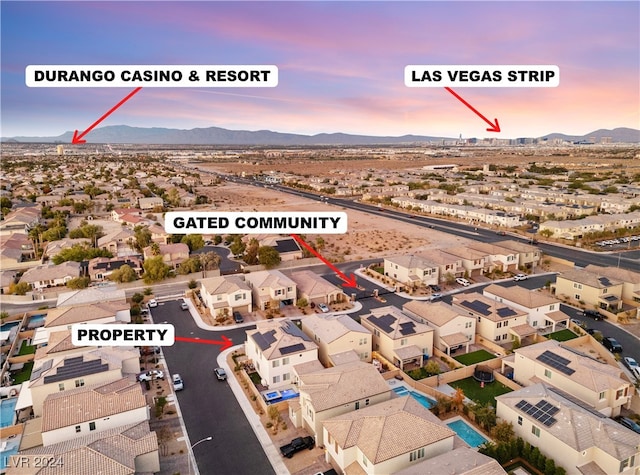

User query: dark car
[279,436,314,458]
[615,416,640,434]
[582,309,603,320]
[429,284,442,292]
[233,311,244,323]
[602,337,623,353]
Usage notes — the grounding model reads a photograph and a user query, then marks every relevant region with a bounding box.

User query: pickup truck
[279,436,314,458]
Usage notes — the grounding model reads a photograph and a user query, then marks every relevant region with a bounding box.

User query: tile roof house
[97,228,137,257]
[507,339,633,417]
[88,256,144,281]
[14,421,160,474]
[245,319,318,389]
[413,248,463,281]
[41,378,148,446]
[496,383,640,475]
[361,306,434,370]
[322,396,456,475]
[466,242,520,273]
[244,270,297,311]
[143,242,190,269]
[200,275,252,315]
[290,270,345,306]
[402,301,475,356]
[383,255,439,288]
[494,239,542,271]
[43,301,131,333]
[584,264,640,309]
[0,205,40,236]
[394,446,507,475]
[553,269,624,315]
[19,261,82,290]
[56,286,127,308]
[483,284,568,332]
[440,247,488,278]
[301,314,372,366]
[289,361,392,447]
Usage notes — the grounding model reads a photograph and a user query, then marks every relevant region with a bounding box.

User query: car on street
[172,373,184,391]
[138,369,164,382]
[623,356,639,371]
[147,299,158,308]
[429,293,442,301]
[180,300,189,310]
[429,284,442,292]
[214,368,227,381]
[615,416,640,434]
[233,311,244,323]
[513,274,528,281]
[602,336,623,353]
[570,319,583,327]
[318,303,330,313]
[582,309,603,320]
[456,278,470,287]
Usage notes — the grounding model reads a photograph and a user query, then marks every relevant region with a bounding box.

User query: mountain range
[3,125,639,145]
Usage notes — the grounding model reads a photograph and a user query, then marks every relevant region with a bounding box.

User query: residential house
[494,240,542,271]
[148,223,170,244]
[56,286,127,308]
[416,249,463,281]
[0,232,35,267]
[16,421,160,473]
[111,208,143,224]
[384,255,439,288]
[289,361,391,446]
[143,242,190,269]
[0,270,17,294]
[97,228,136,257]
[40,378,148,446]
[466,242,519,274]
[402,301,475,355]
[323,396,456,474]
[260,236,303,261]
[290,270,345,306]
[42,301,131,334]
[245,319,318,389]
[244,270,297,311]
[200,275,252,316]
[507,339,633,417]
[301,314,372,366]
[361,306,434,370]
[496,383,640,475]
[452,292,532,346]
[19,261,82,290]
[584,265,640,307]
[87,256,143,281]
[42,237,91,262]
[0,205,40,236]
[483,284,568,331]
[394,447,507,475]
[138,196,164,210]
[553,269,624,314]
[441,247,487,278]
[539,211,640,240]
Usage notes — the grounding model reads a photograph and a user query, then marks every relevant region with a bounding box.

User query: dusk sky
[2,1,639,139]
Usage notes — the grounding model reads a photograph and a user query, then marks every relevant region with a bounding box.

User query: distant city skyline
[2,1,638,139]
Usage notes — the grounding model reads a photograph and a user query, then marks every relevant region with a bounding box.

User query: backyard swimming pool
[392,386,436,409]
[0,398,17,428]
[446,418,488,448]
[27,314,46,329]
[261,387,299,404]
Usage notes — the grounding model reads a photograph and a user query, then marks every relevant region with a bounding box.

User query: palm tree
[28,223,45,259]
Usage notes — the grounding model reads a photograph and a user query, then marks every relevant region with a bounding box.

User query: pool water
[27,314,46,329]
[279,389,298,400]
[0,398,18,428]
[0,321,20,332]
[447,419,488,448]
[392,386,436,409]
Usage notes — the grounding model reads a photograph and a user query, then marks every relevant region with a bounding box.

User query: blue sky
[2,1,638,138]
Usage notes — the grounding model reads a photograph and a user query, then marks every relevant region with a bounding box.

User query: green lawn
[449,377,512,406]
[18,340,36,355]
[248,371,262,385]
[453,349,495,366]
[12,362,34,384]
[546,329,578,342]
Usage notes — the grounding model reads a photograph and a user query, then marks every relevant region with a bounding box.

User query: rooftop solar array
[399,321,416,335]
[274,238,301,253]
[368,314,397,334]
[43,356,109,384]
[515,399,559,426]
[280,343,306,355]
[496,307,517,318]
[252,329,277,351]
[461,300,491,316]
[536,350,575,376]
[598,277,612,287]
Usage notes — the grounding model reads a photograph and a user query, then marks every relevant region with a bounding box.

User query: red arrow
[71,87,143,144]
[175,335,233,351]
[290,234,358,287]
[444,87,500,133]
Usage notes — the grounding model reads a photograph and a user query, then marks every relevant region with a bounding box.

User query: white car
[138,369,164,382]
[456,278,470,287]
[513,274,528,281]
[147,299,158,308]
[214,368,227,381]
[172,374,184,391]
[623,357,639,371]
[318,303,330,313]
[180,300,189,311]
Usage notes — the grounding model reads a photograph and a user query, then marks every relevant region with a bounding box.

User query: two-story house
[466,242,519,274]
[384,255,439,288]
[495,240,542,271]
[553,269,624,315]
[244,270,297,311]
[301,314,372,366]
[290,270,345,306]
[200,275,252,315]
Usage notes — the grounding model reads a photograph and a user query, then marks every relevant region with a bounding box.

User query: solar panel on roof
[43,358,109,384]
[536,350,575,376]
[497,307,517,318]
[253,329,277,351]
[515,399,559,427]
[462,300,491,316]
[280,343,305,355]
[369,314,396,333]
[399,322,416,335]
[598,277,612,286]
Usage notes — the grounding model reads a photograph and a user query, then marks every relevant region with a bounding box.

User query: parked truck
[279,436,314,458]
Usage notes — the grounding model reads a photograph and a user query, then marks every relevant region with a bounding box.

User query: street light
[189,436,212,475]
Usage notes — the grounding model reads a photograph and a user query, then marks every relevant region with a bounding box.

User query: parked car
[456,278,470,287]
[496,230,506,236]
[214,368,227,381]
[570,319,583,327]
[615,416,640,434]
[147,299,158,308]
[138,369,164,382]
[513,274,528,281]
[429,293,442,302]
[233,311,244,323]
[582,309,603,320]
[429,284,441,292]
[602,337,623,353]
[172,373,184,391]
[623,356,639,371]
[279,436,314,458]
[318,303,330,313]
[180,300,189,311]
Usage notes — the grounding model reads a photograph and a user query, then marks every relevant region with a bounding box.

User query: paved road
[151,299,275,475]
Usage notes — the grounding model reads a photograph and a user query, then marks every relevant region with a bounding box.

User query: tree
[66,277,91,289]
[134,226,152,251]
[258,246,281,269]
[177,257,201,275]
[424,359,441,376]
[243,238,260,265]
[8,282,31,295]
[198,252,221,277]
[142,256,171,283]
[229,235,246,256]
[109,264,138,283]
[181,234,204,252]
[69,223,104,244]
[452,387,465,412]
[188,279,198,289]
[52,243,112,264]
[131,292,145,304]
[490,420,515,443]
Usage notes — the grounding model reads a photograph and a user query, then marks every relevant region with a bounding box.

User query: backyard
[11,362,34,384]
[449,377,512,406]
[545,329,578,342]
[453,349,496,366]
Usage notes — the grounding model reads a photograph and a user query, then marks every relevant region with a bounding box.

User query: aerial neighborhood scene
[1,2,639,475]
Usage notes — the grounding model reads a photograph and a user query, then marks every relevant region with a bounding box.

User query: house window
[494,336,501,342]
[282,357,289,365]
[272,375,280,384]
[410,447,425,462]
[89,421,96,431]
[465,322,472,328]
[497,322,502,328]
[504,320,508,326]
[235,293,243,301]
[544,369,551,378]
[531,425,540,437]
[287,287,293,292]
[272,360,280,368]
[517,416,522,426]
[478,317,481,323]
[598,391,606,400]
[502,334,508,340]
[549,305,555,311]
[362,454,368,467]
[359,338,367,345]
[620,455,635,472]
[58,383,65,391]
[616,389,624,400]
[75,425,81,433]
[283,373,290,381]
[602,288,608,294]
[355,401,360,410]
[75,379,84,387]
[400,338,408,346]
[574,294,581,300]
